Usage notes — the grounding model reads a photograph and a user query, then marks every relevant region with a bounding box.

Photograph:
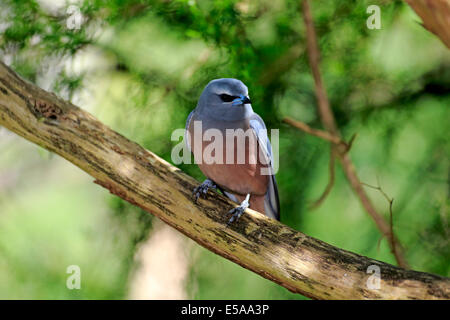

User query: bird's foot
[227,194,250,225]
[193,179,217,202]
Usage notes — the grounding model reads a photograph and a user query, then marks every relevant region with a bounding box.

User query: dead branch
[300,0,409,268]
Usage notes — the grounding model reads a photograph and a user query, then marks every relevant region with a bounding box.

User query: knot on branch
[0,86,8,95]
[33,99,63,120]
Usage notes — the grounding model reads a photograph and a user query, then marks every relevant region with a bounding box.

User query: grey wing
[185,110,194,153]
[249,114,280,221]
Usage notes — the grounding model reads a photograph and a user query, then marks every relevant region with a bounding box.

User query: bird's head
[196,78,253,121]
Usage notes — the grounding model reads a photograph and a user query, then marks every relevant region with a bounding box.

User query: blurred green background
[0,0,448,299]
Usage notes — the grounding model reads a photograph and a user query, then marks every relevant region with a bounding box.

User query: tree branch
[309,145,336,210]
[300,0,409,269]
[362,180,398,264]
[0,61,448,299]
[405,0,450,49]
[283,117,347,147]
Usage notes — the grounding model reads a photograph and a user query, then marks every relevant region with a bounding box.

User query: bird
[185,78,280,224]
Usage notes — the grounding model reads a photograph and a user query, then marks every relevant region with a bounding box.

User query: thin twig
[283,118,355,209]
[283,117,347,147]
[362,179,397,263]
[300,0,409,268]
[362,177,393,204]
[309,146,336,209]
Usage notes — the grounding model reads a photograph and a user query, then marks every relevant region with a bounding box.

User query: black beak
[242,96,251,104]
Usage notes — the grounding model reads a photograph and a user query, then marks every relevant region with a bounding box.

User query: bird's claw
[227,195,250,225]
[227,206,246,225]
[193,179,216,202]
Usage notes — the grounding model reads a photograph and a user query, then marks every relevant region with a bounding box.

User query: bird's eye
[219,94,237,102]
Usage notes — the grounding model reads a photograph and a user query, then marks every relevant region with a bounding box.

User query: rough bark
[0,61,448,300]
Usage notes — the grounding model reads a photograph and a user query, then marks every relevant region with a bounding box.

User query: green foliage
[0,0,448,299]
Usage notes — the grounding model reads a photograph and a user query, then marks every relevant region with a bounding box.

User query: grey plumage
[186,78,280,222]
[249,113,280,220]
